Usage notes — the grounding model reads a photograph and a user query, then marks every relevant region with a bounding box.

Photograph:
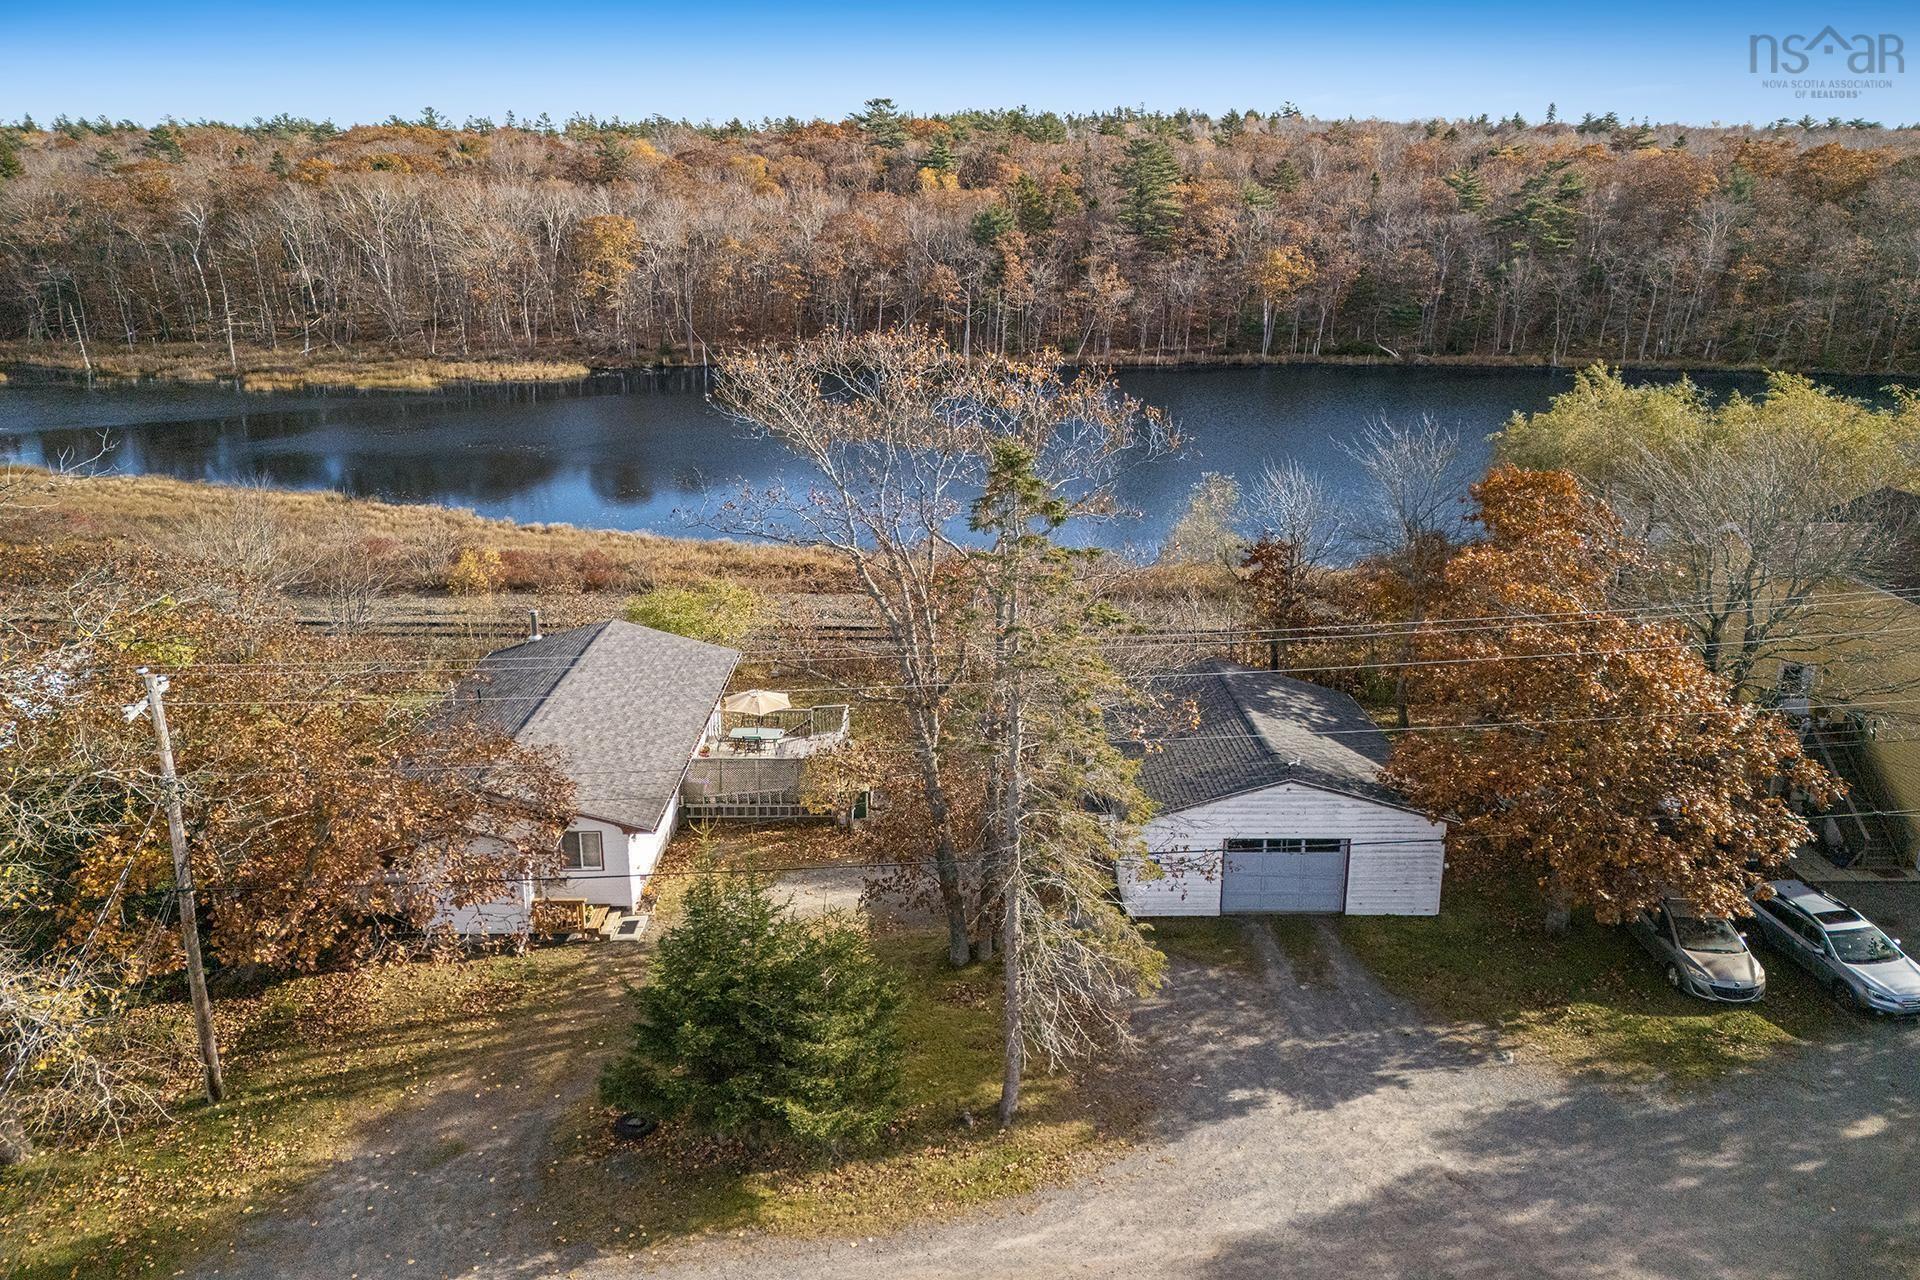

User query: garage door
[1220,838,1349,913]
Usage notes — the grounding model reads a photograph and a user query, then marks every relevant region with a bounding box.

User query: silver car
[1748,880,1920,1015]
[1626,898,1765,1002]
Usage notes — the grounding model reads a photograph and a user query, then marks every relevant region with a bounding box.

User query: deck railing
[720,703,850,742]
[705,704,851,759]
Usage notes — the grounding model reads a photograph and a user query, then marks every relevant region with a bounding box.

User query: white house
[441,619,739,936]
[1119,659,1446,918]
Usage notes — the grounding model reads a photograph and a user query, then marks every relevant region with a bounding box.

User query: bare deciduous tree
[1343,416,1463,725]
[713,330,1001,967]
[1243,458,1342,561]
[1617,430,1915,698]
[177,485,326,594]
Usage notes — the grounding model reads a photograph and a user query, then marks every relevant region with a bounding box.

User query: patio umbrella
[722,689,792,718]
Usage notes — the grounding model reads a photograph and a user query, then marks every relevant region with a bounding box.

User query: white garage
[1118,660,1446,918]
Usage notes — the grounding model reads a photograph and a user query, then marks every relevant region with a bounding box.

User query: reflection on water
[1,363,1911,550]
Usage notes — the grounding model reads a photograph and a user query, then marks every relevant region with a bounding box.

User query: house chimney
[527,609,542,642]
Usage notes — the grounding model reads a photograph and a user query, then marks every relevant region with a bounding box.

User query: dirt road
[194,922,1919,1280]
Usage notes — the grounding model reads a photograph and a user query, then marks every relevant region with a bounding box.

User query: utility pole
[130,671,225,1104]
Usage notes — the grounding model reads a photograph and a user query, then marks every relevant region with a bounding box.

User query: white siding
[442,876,532,935]
[1117,849,1222,916]
[624,791,679,902]
[443,799,686,936]
[535,814,638,910]
[1120,781,1445,918]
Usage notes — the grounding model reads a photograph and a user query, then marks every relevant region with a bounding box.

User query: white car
[1748,880,1920,1015]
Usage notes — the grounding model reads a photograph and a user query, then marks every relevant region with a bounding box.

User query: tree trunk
[1543,873,1572,936]
[997,882,1022,1127]
[903,707,972,968]
[0,1115,30,1167]
[995,698,1024,1124]
[994,524,1025,1127]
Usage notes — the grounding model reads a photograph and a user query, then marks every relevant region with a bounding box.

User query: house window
[1225,837,1346,855]
[561,829,604,872]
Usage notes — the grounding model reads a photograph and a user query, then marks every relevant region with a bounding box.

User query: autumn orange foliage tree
[2,547,574,982]
[1383,466,1836,928]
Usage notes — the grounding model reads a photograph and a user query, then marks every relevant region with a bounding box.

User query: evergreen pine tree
[970,202,1017,247]
[1499,160,1584,255]
[1117,135,1182,249]
[854,97,907,150]
[143,122,184,163]
[1012,172,1053,234]
[925,133,954,173]
[1444,166,1489,213]
[599,871,904,1151]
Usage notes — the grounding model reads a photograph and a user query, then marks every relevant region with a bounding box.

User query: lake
[2,363,1911,553]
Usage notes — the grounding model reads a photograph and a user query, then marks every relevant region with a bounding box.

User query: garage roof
[1137,659,1414,814]
[452,620,740,832]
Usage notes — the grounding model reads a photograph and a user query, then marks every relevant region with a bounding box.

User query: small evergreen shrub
[599,873,904,1151]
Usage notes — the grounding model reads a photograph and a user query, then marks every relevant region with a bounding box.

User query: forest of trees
[5,103,1920,372]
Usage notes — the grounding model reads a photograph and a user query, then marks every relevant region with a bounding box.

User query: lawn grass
[644,823,876,926]
[1146,917,1263,974]
[1339,879,1846,1086]
[0,949,600,1280]
[1265,917,1337,987]
[539,930,1147,1248]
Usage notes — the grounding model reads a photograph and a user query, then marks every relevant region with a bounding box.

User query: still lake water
[2,364,1912,553]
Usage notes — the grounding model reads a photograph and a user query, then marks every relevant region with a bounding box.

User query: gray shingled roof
[1137,659,1413,814]
[454,621,740,831]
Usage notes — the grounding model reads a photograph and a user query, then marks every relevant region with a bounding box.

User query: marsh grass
[6,470,845,596]
[237,358,591,392]
[0,342,589,391]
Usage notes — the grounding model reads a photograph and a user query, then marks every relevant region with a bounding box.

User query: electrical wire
[120,579,1920,673]
[145,617,1920,705]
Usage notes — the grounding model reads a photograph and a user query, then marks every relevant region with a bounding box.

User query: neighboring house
[442,619,740,936]
[1791,488,1920,871]
[1118,659,1447,918]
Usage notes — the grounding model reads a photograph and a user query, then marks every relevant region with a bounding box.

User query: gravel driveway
[195,920,1919,1280]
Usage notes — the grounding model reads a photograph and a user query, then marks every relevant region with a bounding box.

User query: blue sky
[6,2,1917,127]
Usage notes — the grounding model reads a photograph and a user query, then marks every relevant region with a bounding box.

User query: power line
[136,690,1920,786]
[128,580,1920,673]
[144,617,1920,705]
